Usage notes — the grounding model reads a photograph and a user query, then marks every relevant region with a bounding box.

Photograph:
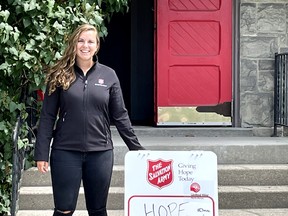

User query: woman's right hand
[37,161,49,173]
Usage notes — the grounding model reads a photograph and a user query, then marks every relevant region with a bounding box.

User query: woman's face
[76,30,98,63]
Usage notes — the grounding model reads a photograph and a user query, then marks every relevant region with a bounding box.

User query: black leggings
[50,149,114,216]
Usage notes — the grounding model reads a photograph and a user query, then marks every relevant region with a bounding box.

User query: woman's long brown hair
[46,24,100,95]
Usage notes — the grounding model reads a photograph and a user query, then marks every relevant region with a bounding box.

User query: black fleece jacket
[34,62,144,162]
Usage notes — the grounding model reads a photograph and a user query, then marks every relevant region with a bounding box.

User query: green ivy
[0,0,128,215]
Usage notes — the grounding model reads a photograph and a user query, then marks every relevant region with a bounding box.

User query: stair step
[218,164,288,186]
[111,126,255,137]
[16,209,288,216]
[219,185,288,209]
[21,166,126,187]
[18,186,123,210]
[22,164,288,187]
[19,186,288,210]
[112,136,288,164]
[19,136,288,214]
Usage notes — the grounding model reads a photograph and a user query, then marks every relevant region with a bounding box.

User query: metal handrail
[274,53,288,136]
[11,117,25,216]
[10,85,31,216]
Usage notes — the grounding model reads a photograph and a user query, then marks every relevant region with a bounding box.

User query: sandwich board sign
[124,151,218,216]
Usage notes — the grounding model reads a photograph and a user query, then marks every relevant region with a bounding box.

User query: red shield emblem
[147,159,173,189]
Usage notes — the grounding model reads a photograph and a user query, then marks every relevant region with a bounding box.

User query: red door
[156,0,232,125]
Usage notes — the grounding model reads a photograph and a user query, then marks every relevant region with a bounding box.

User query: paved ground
[17,209,288,216]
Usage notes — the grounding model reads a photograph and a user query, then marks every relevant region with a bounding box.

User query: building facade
[99,0,288,136]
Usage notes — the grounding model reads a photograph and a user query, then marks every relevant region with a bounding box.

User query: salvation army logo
[147,159,173,189]
[98,79,104,85]
[95,78,107,87]
[190,182,201,193]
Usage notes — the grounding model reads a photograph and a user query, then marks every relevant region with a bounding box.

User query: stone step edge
[20,185,288,195]
[24,164,288,173]
[16,209,288,216]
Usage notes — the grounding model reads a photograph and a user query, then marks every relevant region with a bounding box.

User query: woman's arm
[108,75,145,150]
[34,86,60,162]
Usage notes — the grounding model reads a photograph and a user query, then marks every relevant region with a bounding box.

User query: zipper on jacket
[83,76,88,151]
[63,112,67,122]
[84,79,88,90]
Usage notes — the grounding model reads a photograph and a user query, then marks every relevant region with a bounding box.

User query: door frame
[232,0,241,127]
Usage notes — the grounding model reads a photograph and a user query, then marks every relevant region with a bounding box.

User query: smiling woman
[34,23,145,216]
[44,24,102,96]
[76,28,99,74]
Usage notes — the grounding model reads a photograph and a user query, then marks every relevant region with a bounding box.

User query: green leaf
[23,3,30,12]
[4,23,13,32]
[24,0,38,12]
[19,51,33,61]
[24,62,32,69]
[12,31,20,41]
[0,62,10,71]
[23,17,31,28]
[8,47,18,56]
[54,51,62,60]
[25,43,34,51]
[47,0,55,16]
[0,22,5,29]
[9,101,17,112]
[17,139,25,149]
[52,21,64,30]
[35,32,46,41]
[34,74,40,86]
[93,14,103,24]
[0,122,6,131]
[0,10,10,22]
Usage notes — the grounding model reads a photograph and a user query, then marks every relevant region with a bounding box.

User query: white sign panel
[124,151,218,216]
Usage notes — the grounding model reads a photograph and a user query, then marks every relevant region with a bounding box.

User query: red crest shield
[147,159,173,189]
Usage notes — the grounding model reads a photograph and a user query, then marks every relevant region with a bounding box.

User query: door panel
[169,0,221,11]
[168,66,220,105]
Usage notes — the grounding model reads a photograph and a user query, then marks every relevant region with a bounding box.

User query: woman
[34,23,145,216]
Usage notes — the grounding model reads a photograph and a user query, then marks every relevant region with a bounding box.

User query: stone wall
[240,0,288,129]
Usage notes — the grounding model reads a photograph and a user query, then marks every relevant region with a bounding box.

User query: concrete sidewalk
[17,209,288,216]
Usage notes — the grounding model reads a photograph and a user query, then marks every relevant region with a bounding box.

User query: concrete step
[16,209,288,216]
[19,136,288,214]
[110,126,255,137]
[21,166,125,187]
[22,164,288,187]
[19,185,288,210]
[219,164,288,186]
[112,136,288,164]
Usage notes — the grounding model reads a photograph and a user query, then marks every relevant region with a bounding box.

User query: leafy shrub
[0,0,128,214]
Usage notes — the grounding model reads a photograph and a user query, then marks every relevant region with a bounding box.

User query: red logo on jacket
[147,159,173,189]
